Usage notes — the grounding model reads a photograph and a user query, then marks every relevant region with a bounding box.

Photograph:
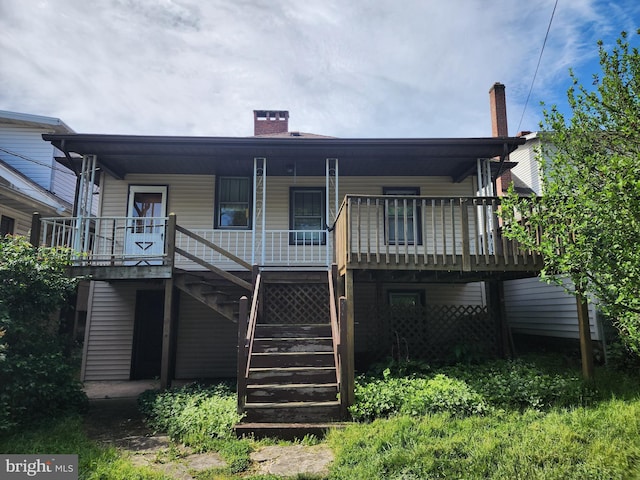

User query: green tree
[0,236,87,431]
[501,30,640,352]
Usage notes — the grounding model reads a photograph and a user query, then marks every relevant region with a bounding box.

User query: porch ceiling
[43,134,524,181]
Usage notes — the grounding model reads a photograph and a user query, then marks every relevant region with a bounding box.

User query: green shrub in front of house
[0,236,87,432]
[350,357,593,422]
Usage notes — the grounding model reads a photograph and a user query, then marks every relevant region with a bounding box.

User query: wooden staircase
[235,271,345,438]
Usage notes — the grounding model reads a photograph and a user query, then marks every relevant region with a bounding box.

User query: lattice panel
[263,283,330,324]
[362,304,498,363]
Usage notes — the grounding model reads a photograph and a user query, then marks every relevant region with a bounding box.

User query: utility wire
[516,0,558,133]
[0,146,77,177]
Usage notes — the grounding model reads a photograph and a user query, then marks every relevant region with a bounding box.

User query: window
[0,215,15,237]
[290,188,325,245]
[384,187,421,244]
[388,290,424,307]
[216,177,251,229]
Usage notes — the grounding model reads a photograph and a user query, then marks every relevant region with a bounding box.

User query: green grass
[0,415,169,480]
[328,398,640,479]
[3,358,640,479]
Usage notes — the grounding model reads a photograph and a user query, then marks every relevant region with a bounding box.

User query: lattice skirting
[359,304,500,364]
[263,283,330,324]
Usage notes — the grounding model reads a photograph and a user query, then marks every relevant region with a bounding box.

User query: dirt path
[83,397,334,479]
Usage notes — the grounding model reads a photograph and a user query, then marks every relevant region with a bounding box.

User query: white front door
[125,186,167,264]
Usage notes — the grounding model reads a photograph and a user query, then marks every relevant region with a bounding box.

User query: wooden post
[30,212,41,246]
[237,295,249,415]
[160,278,175,389]
[165,213,177,267]
[338,296,349,419]
[576,291,595,380]
[489,280,511,358]
[160,213,177,390]
[343,269,355,408]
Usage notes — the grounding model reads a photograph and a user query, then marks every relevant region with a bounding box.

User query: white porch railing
[40,216,168,266]
[40,217,332,268]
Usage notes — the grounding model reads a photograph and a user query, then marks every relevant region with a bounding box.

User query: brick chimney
[253,110,289,136]
[489,82,508,137]
[489,82,512,193]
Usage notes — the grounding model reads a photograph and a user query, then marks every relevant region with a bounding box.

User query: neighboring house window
[388,290,425,307]
[0,215,15,236]
[290,188,326,245]
[384,187,421,245]
[216,177,251,229]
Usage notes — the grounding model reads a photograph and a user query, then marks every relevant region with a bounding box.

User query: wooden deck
[334,195,543,275]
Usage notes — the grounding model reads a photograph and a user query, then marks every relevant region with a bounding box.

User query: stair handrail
[328,265,341,390]
[245,272,262,378]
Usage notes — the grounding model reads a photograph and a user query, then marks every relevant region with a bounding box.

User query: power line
[0,146,77,178]
[516,0,558,133]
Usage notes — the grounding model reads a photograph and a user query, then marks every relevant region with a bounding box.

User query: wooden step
[243,401,342,423]
[254,324,332,339]
[234,422,347,440]
[252,337,333,353]
[248,367,337,385]
[250,352,334,368]
[246,383,338,403]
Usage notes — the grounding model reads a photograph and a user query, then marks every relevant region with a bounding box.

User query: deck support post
[576,291,595,380]
[30,212,41,246]
[489,280,511,358]
[160,278,176,389]
[343,269,355,408]
[160,214,177,390]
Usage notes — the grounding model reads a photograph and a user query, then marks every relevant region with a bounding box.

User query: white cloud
[0,0,637,137]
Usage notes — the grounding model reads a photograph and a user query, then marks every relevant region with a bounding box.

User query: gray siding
[503,277,599,340]
[174,294,237,379]
[0,124,57,190]
[82,281,139,381]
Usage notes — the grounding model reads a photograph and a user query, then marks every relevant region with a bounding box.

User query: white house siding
[81,281,139,381]
[174,294,237,379]
[50,149,77,206]
[503,277,599,340]
[509,136,542,195]
[0,205,32,236]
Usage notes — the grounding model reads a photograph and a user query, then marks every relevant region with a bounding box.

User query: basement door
[125,185,167,265]
[131,290,164,380]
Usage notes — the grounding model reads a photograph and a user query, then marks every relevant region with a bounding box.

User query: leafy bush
[139,382,242,446]
[350,357,593,422]
[0,237,86,431]
[441,359,591,410]
[350,370,487,421]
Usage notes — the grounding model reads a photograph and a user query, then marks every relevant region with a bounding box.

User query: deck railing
[335,195,542,272]
[40,216,168,266]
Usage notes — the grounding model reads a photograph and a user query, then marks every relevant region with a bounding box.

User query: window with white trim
[216,177,251,229]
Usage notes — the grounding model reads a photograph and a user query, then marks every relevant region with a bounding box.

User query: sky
[0,0,638,138]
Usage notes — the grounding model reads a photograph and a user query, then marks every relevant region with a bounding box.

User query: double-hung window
[216,177,251,229]
[384,187,421,245]
[290,188,326,245]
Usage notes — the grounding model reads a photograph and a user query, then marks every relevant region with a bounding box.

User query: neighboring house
[501,130,603,351]
[38,109,543,428]
[0,110,91,341]
[0,110,77,235]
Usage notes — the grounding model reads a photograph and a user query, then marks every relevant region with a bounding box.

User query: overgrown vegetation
[0,236,86,432]
[350,357,591,421]
[138,382,250,474]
